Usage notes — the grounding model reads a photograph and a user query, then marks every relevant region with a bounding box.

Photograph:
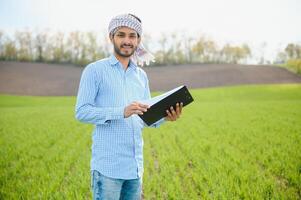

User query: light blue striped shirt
[75,54,165,179]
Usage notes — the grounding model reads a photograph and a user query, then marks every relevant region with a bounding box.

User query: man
[75,13,182,200]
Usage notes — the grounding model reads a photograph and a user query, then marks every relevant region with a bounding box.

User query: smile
[121,46,133,49]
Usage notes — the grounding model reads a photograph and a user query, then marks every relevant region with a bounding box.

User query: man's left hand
[165,102,183,121]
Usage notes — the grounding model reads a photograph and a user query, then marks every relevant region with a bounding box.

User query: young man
[75,13,182,200]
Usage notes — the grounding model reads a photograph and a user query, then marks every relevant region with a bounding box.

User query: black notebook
[138,85,194,126]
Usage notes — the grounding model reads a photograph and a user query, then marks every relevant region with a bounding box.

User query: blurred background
[0,0,301,199]
[0,0,300,66]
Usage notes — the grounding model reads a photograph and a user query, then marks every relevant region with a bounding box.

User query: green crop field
[0,84,301,199]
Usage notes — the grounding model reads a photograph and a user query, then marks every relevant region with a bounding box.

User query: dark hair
[129,13,142,23]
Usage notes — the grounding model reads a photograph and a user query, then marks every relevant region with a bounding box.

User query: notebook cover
[139,85,194,126]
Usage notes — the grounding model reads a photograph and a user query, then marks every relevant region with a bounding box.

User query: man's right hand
[124,102,150,118]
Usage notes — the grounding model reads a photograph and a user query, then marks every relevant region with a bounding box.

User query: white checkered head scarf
[108,13,155,66]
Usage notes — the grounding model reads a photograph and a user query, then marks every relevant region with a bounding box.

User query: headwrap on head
[108,14,155,66]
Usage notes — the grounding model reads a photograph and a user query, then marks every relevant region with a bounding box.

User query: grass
[286,59,301,75]
[0,84,301,199]
[277,59,301,75]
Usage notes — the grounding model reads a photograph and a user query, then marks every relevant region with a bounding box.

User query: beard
[113,42,137,58]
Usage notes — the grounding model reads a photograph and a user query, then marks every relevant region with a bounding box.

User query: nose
[123,36,131,45]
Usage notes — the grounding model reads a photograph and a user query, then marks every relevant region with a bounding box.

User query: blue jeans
[91,170,142,200]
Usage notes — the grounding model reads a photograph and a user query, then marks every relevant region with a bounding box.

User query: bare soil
[0,61,300,96]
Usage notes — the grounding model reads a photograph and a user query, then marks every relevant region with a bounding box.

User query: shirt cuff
[107,107,125,120]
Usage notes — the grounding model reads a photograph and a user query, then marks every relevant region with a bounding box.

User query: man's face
[110,27,141,58]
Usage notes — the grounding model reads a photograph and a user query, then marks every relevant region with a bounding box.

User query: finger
[176,103,181,118]
[178,106,182,116]
[132,105,140,111]
[138,103,150,109]
[133,104,147,112]
[130,105,144,114]
[178,102,183,116]
[135,110,144,115]
[168,107,176,121]
[137,106,148,112]
[176,103,180,115]
[179,102,183,114]
[137,104,149,112]
[170,106,177,119]
[166,110,173,120]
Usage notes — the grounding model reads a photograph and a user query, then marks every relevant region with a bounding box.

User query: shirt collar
[109,54,137,69]
[109,54,119,66]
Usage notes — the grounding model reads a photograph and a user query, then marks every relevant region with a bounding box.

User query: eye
[116,33,125,38]
[129,34,137,38]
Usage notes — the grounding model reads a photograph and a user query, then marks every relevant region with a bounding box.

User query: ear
[137,37,141,45]
[109,34,114,42]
